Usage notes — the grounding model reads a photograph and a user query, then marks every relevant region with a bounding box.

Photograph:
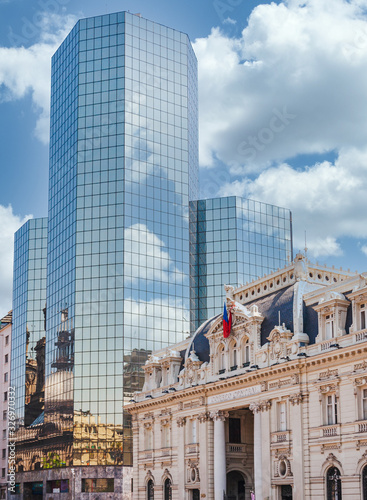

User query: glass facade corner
[190,197,293,331]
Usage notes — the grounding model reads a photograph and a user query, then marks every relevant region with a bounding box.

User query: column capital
[249,400,272,413]
[210,410,229,422]
[197,411,211,423]
[176,417,186,427]
[289,393,303,405]
[249,402,262,414]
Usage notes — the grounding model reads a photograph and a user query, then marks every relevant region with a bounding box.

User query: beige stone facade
[127,255,367,499]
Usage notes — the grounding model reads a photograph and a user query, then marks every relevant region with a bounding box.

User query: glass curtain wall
[46,12,198,468]
[190,197,293,331]
[11,218,48,471]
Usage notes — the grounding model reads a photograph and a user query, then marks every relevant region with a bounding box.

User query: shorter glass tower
[190,197,293,331]
[11,218,48,470]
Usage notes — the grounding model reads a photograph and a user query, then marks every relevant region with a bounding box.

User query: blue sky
[1,0,367,315]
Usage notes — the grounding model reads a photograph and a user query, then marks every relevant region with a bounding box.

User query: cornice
[126,339,367,413]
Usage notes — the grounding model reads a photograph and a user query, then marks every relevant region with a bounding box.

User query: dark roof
[185,314,221,363]
[246,286,295,344]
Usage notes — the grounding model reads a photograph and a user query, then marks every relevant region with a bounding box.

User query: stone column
[261,401,272,499]
[210,410,229,500]
[289,393,304,500]
[198,412,211,499]
[249,402,263,500]
[176,417,186,500]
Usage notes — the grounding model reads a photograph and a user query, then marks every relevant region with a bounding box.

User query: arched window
[243,342,250,367]
[362,465,367,500]
[326,466,342,500]
[218,345,225,373]
[231,342,238,370]
[164,478,172,500]
[147,479,154,500]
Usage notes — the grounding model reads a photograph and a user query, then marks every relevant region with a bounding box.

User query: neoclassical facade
[127,255,367,499]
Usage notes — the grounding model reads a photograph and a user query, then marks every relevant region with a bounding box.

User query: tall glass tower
[46,11,198,473]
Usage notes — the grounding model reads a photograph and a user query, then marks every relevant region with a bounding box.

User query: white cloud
[124,224,186,284]
[0,13,76,143]
[219,147,367,257]
[124,297,190,338]
[193,0,367,171]
[0,206,32,317]
[362,245,367,256]
[223,17,237,25]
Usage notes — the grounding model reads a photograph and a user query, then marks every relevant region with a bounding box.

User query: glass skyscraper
[190,197,293,330]
[11,218,48,469]
[45,11,197,471]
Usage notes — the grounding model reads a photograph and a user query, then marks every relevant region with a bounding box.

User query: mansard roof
[185,314,221,363]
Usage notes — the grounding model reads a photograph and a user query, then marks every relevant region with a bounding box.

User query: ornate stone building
[127,255,367,499]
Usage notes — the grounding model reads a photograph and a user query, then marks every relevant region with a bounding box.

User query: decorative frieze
[355,361,367,372]
[354,377,367,387]
[356,440,367,450]
[318,384,339,401]
[319,369,338,380]
[321,444,341,454]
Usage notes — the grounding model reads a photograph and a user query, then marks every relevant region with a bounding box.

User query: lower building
[127,254,367,499]
[0,312,12,499]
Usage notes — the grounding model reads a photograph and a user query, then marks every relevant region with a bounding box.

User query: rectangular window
[325,315,334,339]
[161,425,170,448]
[327,394,338,425]
[3,392,7,402]
[4,355,8,364]
[1,468,5,478]
[3,411,6,420]
[46,480,69,493]
[187,419,197,444]
[2,449,5,459]
[144,427,152,450]
[4,373,8,383]
[229,418,241,443]
[361,304,366,330]
[81,479,114,493]
[2,430,6,440]
[278,401,287,431]
[363,388,367,420]
[5,336,9,346]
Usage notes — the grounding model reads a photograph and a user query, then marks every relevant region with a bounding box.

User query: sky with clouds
[1,0,367,316]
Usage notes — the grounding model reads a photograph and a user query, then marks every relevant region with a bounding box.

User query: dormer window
[325,314,334,339]
[313,292,349,343]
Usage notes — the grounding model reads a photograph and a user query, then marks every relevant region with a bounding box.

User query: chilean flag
[223,302,232,338]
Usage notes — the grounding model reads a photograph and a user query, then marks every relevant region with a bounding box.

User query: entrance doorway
[226,470,246,500]
[280,484,293,499]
